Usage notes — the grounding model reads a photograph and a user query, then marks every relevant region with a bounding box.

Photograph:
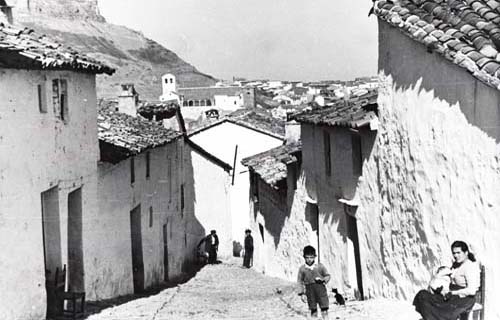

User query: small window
[37,84,47,113]
[146,151,151,179]
[149,206,153,228]
[323,130,331,177]
[165,78,169,84]
[180,184,185,216]
[130,157,135,184]
[251,172,259,202]
[351,134,363,176]
[52,79,68,121]
[170,78,173,84]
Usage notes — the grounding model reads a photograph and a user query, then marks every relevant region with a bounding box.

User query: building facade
[188,109,285,253]
[364,2,500,318]
[0,24,113,319]
[242,142,317,281]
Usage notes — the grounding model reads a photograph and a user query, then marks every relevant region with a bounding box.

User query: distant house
[93,102,201,298]
[293,102,378,299]
[366,1,500,317]
[242,142,318,280]
[0,23,113,319]
[188,109,285,253]
[183,138,233,258]
[159,74,256,121]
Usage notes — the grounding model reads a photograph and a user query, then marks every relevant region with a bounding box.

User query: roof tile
[372,0,500,90]
[0,23,114,74]
[241,142,301,188]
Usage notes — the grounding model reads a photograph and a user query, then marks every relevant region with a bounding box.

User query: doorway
[163,223,169,282]
[41,186,62,317]
[68,188,84,291]
[305,202,320,262]
[130,205,144,293]
[345,205,364,300]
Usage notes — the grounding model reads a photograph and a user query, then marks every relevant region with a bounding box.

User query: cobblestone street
[86,259,421,320]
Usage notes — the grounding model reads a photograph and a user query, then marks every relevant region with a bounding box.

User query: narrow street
[86,259,421,320]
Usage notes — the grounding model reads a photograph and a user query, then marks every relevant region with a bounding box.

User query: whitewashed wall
[189,122,283,250]
[0,69,98,319]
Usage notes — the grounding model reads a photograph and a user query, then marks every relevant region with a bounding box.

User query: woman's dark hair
[451,240,476,262]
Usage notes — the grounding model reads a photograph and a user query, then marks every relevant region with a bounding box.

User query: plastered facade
[89,138,209,300]
[183,144,232,257]
[189,122,284,250]
[249,166,317,282]
[349,21,500,318]
[0,69,98,319]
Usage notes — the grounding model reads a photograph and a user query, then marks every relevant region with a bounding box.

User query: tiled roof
[241,142,301,188]
[188,108,285,139]
[136,101,179,121]
[373,0,500,90]
[0,23,114,74]
[292,101,378,128]
[98,102,182,159]
[179,86,246,100]
[228,108,285,138]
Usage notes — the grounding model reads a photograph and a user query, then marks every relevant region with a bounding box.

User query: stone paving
[86,259,421,320]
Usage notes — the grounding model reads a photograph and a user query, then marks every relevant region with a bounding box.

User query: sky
[98,0,378,82]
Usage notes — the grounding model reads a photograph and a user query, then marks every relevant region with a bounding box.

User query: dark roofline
[188,118,284,140]
[226,119,284,140]
[185,138,232,172]
[98,134,183,164]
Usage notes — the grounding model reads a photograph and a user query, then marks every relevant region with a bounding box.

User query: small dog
[332,288,345,306]
[429,266,452,297]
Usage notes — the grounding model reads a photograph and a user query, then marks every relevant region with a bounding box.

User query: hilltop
[12,0,216,99]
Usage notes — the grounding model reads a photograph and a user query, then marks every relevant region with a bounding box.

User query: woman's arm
[451,262,480,297]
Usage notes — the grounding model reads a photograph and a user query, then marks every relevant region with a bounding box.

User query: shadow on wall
[176,144,206,278]
[379,21,500,142]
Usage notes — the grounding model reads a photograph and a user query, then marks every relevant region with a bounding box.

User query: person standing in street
[297,245,331,319]
[198,230,219,264]
[243,229,254,268]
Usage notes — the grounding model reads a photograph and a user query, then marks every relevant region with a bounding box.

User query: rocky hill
[10,0,216,99]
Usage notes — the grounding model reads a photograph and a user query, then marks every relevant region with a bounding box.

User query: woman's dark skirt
[413,290,476,320]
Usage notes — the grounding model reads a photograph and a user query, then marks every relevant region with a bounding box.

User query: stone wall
[15,0,105,21]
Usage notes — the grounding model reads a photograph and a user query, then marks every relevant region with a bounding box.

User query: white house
[188,109,285,253]
[0,23,114,319]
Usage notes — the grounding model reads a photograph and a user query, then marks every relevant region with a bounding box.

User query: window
[149,206,153,228]
[146,151,151,179]
[130,157,135,184]
[37,84,47,113]
[251,172,259,202]
[180,184,185,216]
[170,78,173,84]
[323,130,331,176]
[165,78,169,84]
[52,79,68,121]
[351,134,363,176]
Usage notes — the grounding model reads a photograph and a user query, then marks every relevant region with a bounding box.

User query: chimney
[0,1,14,24]
[118,84,139,117]
[285,116,301,144]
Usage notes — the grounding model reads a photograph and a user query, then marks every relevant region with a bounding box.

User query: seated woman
[413,240,480,320]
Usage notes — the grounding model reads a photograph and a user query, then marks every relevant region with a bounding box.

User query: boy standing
[297,245,331,319]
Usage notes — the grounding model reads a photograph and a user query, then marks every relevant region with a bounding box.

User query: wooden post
[232,145,238,185]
